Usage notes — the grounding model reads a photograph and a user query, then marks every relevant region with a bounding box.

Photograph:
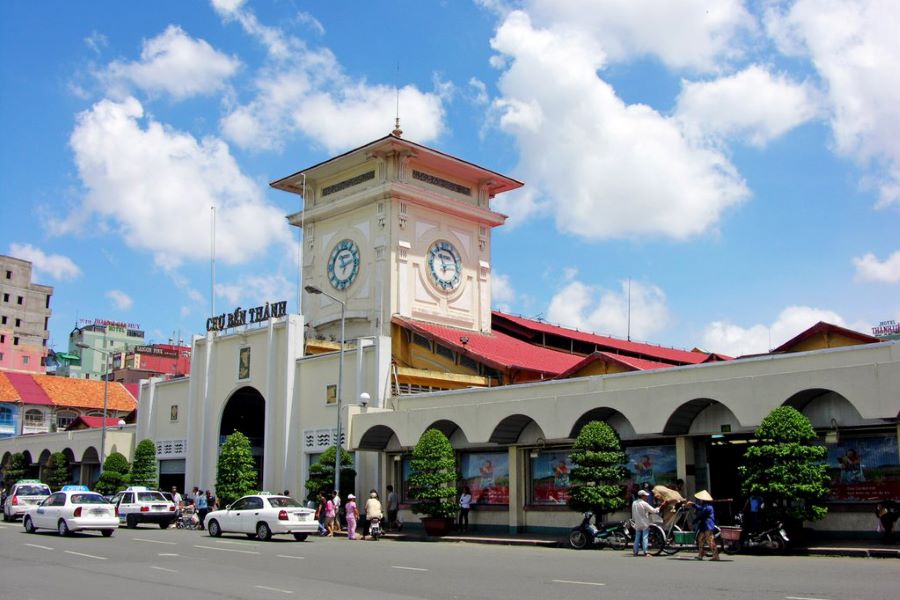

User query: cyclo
[654,500,727,556]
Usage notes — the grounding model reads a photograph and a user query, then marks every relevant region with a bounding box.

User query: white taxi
[205,494,318,541]
[111,486,177,529]
[23,486,118,537]
[3,480,52,522]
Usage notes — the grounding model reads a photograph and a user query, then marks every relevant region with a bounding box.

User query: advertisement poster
[625,445,677,490]
[825,436,900,500]
[531,450,574,504]
[461,452,509,504]
[400,456,413,502]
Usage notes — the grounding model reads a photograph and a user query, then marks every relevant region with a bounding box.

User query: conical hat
[694,490,713,502]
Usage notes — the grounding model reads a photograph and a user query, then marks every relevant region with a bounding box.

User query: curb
[378,533,899,557]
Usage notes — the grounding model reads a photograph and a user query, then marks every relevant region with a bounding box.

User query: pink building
[0,256,52,373]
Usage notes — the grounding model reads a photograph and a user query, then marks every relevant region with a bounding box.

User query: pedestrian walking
[314,493,328,536]
[632,489,660,557]
[325,494,336,536]
[458,486,472,532]
[386,485,399,531]
[689,490,720,561]
[345,494,359,540]
[332,490,342,531]
[195,489,209,530]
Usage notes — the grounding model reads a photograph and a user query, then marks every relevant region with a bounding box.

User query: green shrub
[42,452,70,491]
[3,452,28,486]
[304,446,356,500]
[408,429,457,518]
[567,421,628,517]
[215,431,258,506]
[94,452,130,495]
[129,439,159,488]
[740,406,829,523]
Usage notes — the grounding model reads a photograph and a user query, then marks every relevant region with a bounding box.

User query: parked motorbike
[568,512,630,550]
[721,512,789,554]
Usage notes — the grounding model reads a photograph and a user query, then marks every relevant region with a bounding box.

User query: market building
[1,132,897,538]
[56,319,146,380]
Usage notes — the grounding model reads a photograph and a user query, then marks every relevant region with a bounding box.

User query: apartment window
[0,406,12,425]
[0,352,4,361]
[17,296,23,305]
[56,410,78,430]
[44,317,48,329]
[45,295,50,309]
[13,337,19,346]
[4,270,10,279]
[2,293,7,302]
[15,318,21,327]
[0,334,4,343]
[22,356,29,365]
[1,316,6,324]
[24,409,44,428]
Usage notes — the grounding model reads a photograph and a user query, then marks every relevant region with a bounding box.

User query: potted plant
[408,429,458,536]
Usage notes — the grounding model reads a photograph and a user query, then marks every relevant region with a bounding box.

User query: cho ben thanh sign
[206,300,288,332]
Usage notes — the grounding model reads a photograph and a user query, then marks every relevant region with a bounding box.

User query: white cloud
[469,78,489,105]
[85,32,108,55]
[106,289,134,311]
[489,12,748,240]
[492,272,516,312]
[523,0,756,72]
[103,25,240,100]
[676,65,820,146]
[702,305,848,356]
[766,0,900,207]
[7,243,82,281]
[546,279,669,340]
[215,274,294,307]
[64,97,290,268]
[215,3,446,153]
[853,251,900,283]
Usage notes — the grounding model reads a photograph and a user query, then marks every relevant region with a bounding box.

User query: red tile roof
[394,317,583,376]
[3,372,54,405]
[0,372,21,402]
[770,321,881,354]
[66,416,123,430]
[0,373,137,412]
[555,351,675,379]
[492,312,717,365]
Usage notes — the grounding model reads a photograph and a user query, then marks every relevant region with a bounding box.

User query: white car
[205,494,318,541]
[111,487,177,529]
[23,486,118,536]
[3,480,51,521]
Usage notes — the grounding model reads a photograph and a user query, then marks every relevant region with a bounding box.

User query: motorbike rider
[364,490,383,540]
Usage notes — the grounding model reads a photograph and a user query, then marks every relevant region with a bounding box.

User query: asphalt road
[0,521,896,600]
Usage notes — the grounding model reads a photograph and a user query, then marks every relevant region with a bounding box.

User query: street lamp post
[76,342,110,466]
[304,285,346,497]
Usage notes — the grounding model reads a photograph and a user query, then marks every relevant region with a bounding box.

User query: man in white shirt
[632,489,660,557]
[332,491,342,531]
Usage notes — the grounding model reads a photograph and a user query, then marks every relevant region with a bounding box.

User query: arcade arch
[219,386,266,488]
[569,407,636,440]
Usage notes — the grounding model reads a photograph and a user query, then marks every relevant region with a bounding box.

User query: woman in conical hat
[689,490,719,560]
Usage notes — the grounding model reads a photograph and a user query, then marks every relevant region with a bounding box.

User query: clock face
[327,239,360,290]
[427,240,462,291]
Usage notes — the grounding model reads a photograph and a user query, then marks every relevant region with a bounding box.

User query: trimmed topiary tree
[94,451,130,495]
[408,429,458,519]
[567,421,628,519]
[740,406,829,524]
[42,452,70,491]
[129,439,159,488]
[3,452,28,486]
[304,445,356,500]
[215,431,258,507]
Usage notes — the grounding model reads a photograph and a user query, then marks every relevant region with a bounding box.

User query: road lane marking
[135,538,177,545]
[158,553,180,557]
[255,585,293,594]
[151,566,178,573]
[25,543,55,550]
[276,555,305,560]
[391,566,429,572]
[216,539,258,546]
[552,580,606,587]
[194,544,260,555]
[786,597,832,600]
[64,550,107,560]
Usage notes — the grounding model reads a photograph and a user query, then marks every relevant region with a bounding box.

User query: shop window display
[460,452,509,505]
[530,450,574,505]
[824,434,899,501]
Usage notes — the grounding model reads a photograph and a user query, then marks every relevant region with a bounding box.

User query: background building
[109,343,192,384]
[57,319,145,380]
[0,255,52,374]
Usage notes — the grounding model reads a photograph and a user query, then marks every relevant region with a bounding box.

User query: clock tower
[271,132,522,343]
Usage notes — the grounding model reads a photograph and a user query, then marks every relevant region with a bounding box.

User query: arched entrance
[220,386,266,490]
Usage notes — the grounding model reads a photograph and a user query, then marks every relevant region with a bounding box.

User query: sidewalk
[370,529,900,558]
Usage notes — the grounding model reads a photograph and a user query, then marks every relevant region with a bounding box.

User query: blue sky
[1,0,898,357]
